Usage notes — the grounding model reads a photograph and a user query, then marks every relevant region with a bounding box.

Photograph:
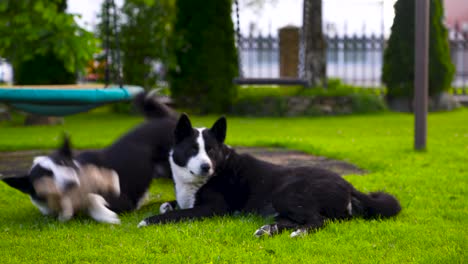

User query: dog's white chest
[174,182,200,209]
[170,154,208,209]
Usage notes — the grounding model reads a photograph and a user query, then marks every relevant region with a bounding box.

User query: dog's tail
[351,189,401,219]
[133,90,177,119]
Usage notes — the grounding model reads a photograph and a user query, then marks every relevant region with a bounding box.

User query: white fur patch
[254,224,278,237]
[169,128,214,209]
[347,201,353,216]
[137,220,147,228]
[87,193,120,224]
[170,159,206,209]
[32,156,80,191]
[290,228,308,238]
[30,198,52,215]
[186,128,213,176]
[159,202,174,214]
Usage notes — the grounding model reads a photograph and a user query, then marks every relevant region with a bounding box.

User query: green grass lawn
[0,108,467,263]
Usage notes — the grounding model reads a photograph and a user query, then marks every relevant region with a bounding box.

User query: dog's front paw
[137,215,163,228]
[159,202,174,214]
[254,224,278,237]
[109,170,120,196]
[88,194,121,224]
[137,220,148,228]
[58,213,73,222]
[290,228,307,238]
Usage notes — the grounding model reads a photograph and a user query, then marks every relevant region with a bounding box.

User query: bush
[14,52,76,85]
[11,0,78,85]
[169,0,238,114]
[382,0,455,98]
[1,0,98,84]
[230,84,386,116]
[120,0,175,90]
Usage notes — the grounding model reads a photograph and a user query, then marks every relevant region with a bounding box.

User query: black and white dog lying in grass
[138,114,401,237]
[1,92,178,223]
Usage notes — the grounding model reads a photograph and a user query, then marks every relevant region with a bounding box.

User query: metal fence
[326,34,385,87]
[238,34,279,79]
[450,31,468,89]
[238,32,468,89]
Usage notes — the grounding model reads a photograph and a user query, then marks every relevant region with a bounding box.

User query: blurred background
[0,0,466,115]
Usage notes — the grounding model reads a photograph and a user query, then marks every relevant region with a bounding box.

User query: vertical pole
[380,0,385,88]
[234,0,243,78]
[111,0,123,88]
[380,0,385,39]
[104,0,110,87]
[414,0,429,150]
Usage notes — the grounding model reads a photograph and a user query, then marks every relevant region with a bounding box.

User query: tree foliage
[382,0,455,98]
[169,0,238,113]
[0,0,99,80]
[96,0,175,89]
[121,0,175,89]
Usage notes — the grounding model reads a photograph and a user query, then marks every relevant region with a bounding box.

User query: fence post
[279,26,300,78]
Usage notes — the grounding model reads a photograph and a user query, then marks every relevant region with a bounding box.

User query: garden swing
[232,0,308,87]
[0,0,143,117]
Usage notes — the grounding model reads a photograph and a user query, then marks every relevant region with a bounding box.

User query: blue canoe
[0,85,144,116]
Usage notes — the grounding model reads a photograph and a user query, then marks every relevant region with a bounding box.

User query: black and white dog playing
[138,114,401,237]
[1,92,178,224]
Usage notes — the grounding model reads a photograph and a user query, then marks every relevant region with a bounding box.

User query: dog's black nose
[200,163,211,173]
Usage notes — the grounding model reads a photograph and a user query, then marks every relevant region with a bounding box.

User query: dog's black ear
[2,176,35,195]
[58,134,73,158]
[210,116,227,143]
[175,113,193,143]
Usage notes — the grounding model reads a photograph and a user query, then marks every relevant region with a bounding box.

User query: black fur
[142,115,401,235]
[2,92,178,213]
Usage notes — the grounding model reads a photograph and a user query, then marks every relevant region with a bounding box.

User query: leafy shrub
[231,83,386,116]
[349,93,387,114]
[0,0,98,84]
[236,79,385,99]
[96,0,175,90]
[382,0,455,98]
[14,52,76,85]
[169,0,238,114]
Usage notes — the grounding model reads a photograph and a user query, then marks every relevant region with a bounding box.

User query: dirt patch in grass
[235,147,365,175]
[0,147,364,179]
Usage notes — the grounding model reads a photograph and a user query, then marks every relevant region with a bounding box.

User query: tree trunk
[303,0,326,87]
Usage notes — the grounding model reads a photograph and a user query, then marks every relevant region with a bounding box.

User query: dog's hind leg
[58,197,74,222]
[254,216,298,237]
[103,194,138,213]
[254,213,326,238]
[255,195,326,237]
[289,214,326,238]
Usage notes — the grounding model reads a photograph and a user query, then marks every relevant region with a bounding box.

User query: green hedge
[11,0,76,85]
[231,82,386,116]
[14,52,76,85]
[169,0,238,114]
